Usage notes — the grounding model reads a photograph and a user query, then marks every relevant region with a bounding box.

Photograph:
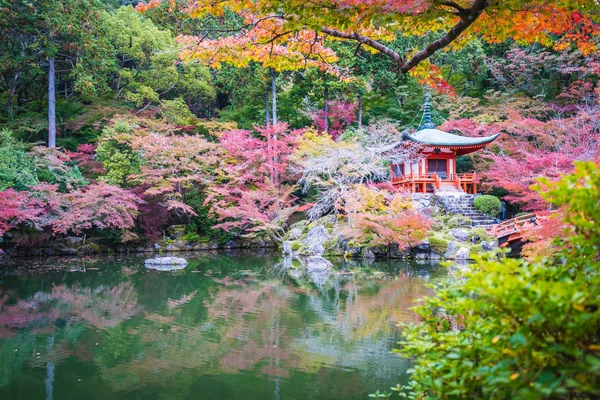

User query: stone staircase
[434,194,496,228]
[437,182,462,193]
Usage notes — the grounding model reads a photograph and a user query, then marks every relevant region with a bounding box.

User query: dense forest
[1,1,599,397]
[1,0,598,253]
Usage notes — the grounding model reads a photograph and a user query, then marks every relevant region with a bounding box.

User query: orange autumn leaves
[135,0,599,91]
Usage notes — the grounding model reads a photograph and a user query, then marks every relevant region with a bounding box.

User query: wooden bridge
[490,213,538,247]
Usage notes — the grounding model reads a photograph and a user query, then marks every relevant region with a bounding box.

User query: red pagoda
[390,94,499,194]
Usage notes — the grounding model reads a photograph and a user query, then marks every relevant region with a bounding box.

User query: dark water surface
[0,252,446,400]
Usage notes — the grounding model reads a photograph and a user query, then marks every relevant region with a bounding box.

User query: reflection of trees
[96,269,435,396]
[0,256,443,399]
[51,282,140,329]
[0,281,141,391]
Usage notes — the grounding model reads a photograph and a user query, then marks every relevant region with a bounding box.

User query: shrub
[181,232,200,242]
[447,214,472,228]
[468,227,492,242]
[96,125,141,187]
[469,244,483,253]
[428,237,449,254]
[474,194,501,216]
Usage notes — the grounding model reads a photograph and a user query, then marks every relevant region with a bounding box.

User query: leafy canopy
[138,0,600,87]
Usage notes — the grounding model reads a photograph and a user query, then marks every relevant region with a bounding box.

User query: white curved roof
[404,128,500,147]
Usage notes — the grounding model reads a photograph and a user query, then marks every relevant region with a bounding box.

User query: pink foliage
[311,100,356,139]
[208,123,303,239]
[485,149,576,211]
[0,189,42,236]
[444,102,600,211]
[51,183,144,237]
[66,143,104,175]
[218,123,302,185]
[1,183,144,243]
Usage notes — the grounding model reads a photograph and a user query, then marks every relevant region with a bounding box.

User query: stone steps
[435,195,496,227]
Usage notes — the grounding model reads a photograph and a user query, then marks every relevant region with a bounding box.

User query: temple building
[390,95,499,194]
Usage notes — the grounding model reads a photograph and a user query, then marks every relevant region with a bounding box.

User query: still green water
[0,252,446,400]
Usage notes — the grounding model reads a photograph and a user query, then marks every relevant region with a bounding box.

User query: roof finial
[420,92,436,130]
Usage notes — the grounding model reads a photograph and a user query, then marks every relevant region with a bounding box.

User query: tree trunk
[271,69,277,125]
[357,94,363,128]
[7,91,15,120]
[265,86,271,126]
[323,84,329,133]
[48,57,56,148]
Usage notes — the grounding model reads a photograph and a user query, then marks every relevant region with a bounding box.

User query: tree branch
[321,0,489,75]
[400,0,489,73]
[440,1,466,15]
[320,27,404,65]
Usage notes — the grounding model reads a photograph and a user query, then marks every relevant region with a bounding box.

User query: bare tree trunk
[357,94,363,128]
[323,84,329,133]
[4,72,19,120]
[265,86,271,126]
[7,91,15,120]
[48,57,56,148]
[267,126,275,182]
[271,69,277,125]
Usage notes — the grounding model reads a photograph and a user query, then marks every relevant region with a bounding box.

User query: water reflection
[0,253,446,400]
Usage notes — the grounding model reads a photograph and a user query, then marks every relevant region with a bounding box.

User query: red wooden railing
[390,168,479,194]
[491,213,535,238]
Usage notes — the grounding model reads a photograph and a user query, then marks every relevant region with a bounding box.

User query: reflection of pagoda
[390,94,499,194]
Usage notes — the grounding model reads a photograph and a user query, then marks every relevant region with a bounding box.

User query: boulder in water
[301,225,330,256]
[444,241,457,259]
[455,247,470,260]
[145,257,187,271]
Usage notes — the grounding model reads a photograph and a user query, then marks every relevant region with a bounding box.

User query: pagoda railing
[390,172,440,193]
[453,172,461,190]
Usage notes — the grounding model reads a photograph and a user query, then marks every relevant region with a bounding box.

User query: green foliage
[96,121,141,186]
[183,187,232,244]
[160,98,197,125]
[181,231,200,242]
[428,237,448,255]
[468,227,492,242]
[102,6,215,113]
[455,155,474,173]
[0,130,36,191]
[444,214,472,229]
[474,195,501,217]
[469,243,483,253]
[0,129,86,192]
[398,162,600,399]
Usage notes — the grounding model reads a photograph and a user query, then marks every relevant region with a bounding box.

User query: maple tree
[208,123,302,241]
[0,189,42,237]
[309,100,356,139]
[51,182,144,240]
[136,0,600,88]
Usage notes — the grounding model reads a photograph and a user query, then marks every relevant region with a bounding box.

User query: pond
[0,252,447,400]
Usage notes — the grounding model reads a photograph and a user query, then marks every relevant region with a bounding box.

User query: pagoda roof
[403,128,500,148]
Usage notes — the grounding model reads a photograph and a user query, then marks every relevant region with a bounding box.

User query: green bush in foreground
[395,162,600,399]
[473,194,501,217]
